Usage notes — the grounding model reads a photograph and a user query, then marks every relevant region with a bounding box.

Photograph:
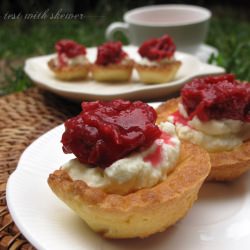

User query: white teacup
[106,4,211,54]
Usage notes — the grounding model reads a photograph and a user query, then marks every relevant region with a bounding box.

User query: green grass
[0,66,33,95]
[0,6,250,95]
[0,20,114,58]
[0,7,126,58]
[207,17,250,81]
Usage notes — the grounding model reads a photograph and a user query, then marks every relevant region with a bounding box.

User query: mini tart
[48,58,90,81]
[135,60,181,84]
[91,60,134,82]
[48,141,210,239]
[157,98,250,181]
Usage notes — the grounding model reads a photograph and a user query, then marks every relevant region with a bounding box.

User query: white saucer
[193,44,218,62]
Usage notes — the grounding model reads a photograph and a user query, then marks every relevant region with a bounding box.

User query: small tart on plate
[48,39,90,81]
[157,74,250,181]
[48,99,210,239]
[91,41,134,82]
[48,141,210,239]
[135,34,181,84]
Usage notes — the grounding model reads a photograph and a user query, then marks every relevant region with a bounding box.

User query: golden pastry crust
[135,61,181,84]
[156,98,250,181]
[48,58,90,81]
[48,141,210,239]
[157,97,181,123]
[91,60,134,82]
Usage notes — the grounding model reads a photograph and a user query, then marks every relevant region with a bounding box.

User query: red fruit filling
[138,34,176,61]
[181,74,250,122]
[143,132,174,167]
[61,99,161,168]
[95,41,127,66]
[55,39,86,66]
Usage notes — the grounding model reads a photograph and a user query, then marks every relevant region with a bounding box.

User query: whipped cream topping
[63,122,180,195]
[54,55,88,67]
[168,103,250,152]
[119,56,133,65]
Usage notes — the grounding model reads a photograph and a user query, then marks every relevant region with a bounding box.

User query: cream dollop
[120,56,133,65]
[62,122,180,195]
[169,103,250,152]
[54,55,88,67]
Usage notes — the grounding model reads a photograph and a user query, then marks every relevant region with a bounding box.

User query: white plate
[24,46,224,101]
[7,111,250,250]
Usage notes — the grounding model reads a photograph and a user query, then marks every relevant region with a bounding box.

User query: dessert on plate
[157,74,250,181]
[91,41,134,82]
[48,99,210,239]
[48,39,90,80]
[135,34,182,84]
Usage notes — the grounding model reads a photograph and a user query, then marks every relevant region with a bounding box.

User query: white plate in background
[24,46,224,102]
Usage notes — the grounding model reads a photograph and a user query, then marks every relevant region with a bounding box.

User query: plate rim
[6,124,64,250]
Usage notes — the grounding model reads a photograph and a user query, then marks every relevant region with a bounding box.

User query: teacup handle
[105,22,129,41]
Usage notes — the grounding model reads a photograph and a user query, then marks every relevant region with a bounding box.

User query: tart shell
[157,98,250,181]
[91,60,134,82]
[48,141,210,239]
[135,61,181,84]
[48,59,90,81]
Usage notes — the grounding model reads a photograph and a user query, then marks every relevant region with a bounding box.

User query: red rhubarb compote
[138,34,176,61]
[55,39,86,66]
[61,99,161,168]
[95,41,127,65]
[181,74,250,122]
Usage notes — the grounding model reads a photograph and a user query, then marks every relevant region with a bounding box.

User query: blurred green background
[0,0,250,95]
